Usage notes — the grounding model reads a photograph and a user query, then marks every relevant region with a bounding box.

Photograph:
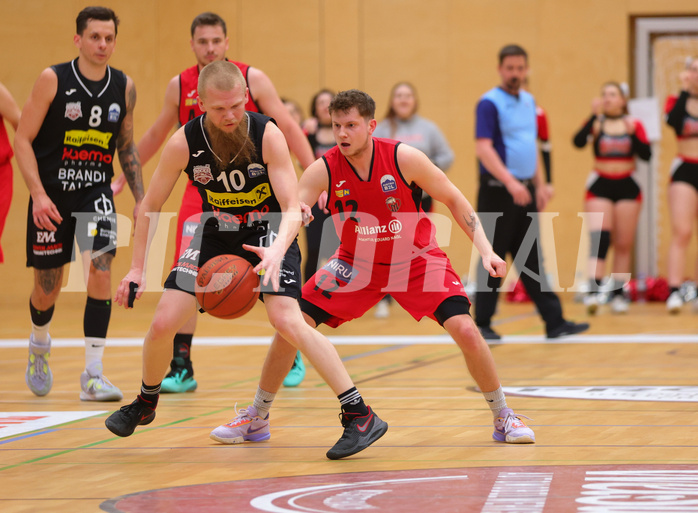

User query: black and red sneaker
[105,398,156,437]
[326,406,388,460]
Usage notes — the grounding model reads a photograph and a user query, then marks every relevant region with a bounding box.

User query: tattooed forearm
[91,252,114,272]
[37,268,63,296]
[117,82,144,201]
[464,211,480,233]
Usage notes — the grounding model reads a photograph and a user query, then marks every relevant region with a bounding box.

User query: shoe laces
[119,400,147,419]
[226,403,254,426]
[338,410,363,429]
[86,374,116,391]
[500,411,532,431]
[29,352,49,379]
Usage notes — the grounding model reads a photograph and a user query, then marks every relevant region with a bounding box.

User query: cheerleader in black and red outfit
[573,82,651,314]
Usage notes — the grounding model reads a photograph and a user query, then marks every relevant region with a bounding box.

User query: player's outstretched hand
[115,271,145,308]
[243,243,285,292]
[483,252,506,278]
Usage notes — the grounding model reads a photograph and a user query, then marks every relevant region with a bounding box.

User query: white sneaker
[80,361,123,401]
[692,298,698,313]
[584,294,599,315]
[610,295,629,314]
[666,291,684,314]
[26,335,53,397]
[374,298,390,319]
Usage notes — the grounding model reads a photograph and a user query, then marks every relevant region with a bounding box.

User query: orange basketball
[195,255,260,319]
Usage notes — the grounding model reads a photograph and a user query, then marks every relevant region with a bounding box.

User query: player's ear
[368,118,377,134]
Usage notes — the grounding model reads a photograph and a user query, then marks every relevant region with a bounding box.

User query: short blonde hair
[198,60,245,100]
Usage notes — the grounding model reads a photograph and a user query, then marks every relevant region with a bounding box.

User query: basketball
[195,255,260,319]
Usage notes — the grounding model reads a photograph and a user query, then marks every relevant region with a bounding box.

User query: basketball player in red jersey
[113,12,314,392]
[214,89,536,446]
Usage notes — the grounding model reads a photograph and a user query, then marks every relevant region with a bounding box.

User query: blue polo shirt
[476,87,538,180]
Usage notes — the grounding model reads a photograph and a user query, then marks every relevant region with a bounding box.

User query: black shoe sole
[326,419,389,460]
[105,411,156,437]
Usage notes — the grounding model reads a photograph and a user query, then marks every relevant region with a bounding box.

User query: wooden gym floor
[1,293,697,512]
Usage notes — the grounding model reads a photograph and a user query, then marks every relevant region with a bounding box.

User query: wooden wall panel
[1,0,697,314]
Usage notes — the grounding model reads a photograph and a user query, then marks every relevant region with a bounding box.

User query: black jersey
[183,111,281,227]
[32,58,127,193]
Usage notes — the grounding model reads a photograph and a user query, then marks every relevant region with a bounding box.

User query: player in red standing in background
[113,12,314,392]
[0,81,21,264]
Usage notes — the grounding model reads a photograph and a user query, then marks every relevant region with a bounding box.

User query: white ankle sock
[483,386,507,416]
[31,323,51,345]
[253,387,275,419]
[85,337,106,371]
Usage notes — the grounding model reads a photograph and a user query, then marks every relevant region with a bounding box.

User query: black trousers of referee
[474,180,565,332]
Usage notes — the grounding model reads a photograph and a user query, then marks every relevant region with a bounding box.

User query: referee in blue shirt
[474,44,588,340]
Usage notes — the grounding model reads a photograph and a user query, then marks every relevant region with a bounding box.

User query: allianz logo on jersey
[354,219,402,235]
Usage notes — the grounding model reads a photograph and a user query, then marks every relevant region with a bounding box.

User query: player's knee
[148,314,178,343]
[449,318,484,353]
[672,226,692,245]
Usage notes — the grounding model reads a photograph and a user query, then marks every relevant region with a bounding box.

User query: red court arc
[101,464,698,513]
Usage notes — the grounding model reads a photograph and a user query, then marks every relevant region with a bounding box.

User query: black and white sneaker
[105,398,156,437]
[326,406,388,460]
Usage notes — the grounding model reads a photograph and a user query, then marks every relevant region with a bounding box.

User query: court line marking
[2,333,698,348]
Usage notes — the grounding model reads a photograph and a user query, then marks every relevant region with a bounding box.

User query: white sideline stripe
[1,334,698,348]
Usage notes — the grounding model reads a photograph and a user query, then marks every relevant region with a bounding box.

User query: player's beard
[205,114,256,171]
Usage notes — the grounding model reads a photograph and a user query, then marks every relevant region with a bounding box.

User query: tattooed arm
[116,76,145,218]
[397,143,506,278]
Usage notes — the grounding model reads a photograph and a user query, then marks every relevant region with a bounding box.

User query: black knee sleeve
[30,300,55,326]
[590,230,611,260]
[84,297,112,338]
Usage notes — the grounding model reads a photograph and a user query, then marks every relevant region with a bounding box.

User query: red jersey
[178,60,259,126]
[322,138,440,266]
[0,115,12,165]
[536,106,549,143]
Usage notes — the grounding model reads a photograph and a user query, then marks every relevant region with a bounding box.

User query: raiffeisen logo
[354,219,402,236]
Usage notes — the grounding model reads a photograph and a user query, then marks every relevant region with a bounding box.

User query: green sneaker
[283,351,306,387]
[161,357,197,393]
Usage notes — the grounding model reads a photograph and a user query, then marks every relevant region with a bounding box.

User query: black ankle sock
[338,386,369,416]
[138,381,161,409]
[670,286,680,295]
[173,333,193,362]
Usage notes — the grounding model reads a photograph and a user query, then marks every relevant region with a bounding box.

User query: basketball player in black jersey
[14,7,144,401]
[104,61,387,460]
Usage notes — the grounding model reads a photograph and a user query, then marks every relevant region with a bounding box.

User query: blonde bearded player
[105,62,387,460]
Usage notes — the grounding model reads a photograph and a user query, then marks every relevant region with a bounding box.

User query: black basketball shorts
[26,186,117,269]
